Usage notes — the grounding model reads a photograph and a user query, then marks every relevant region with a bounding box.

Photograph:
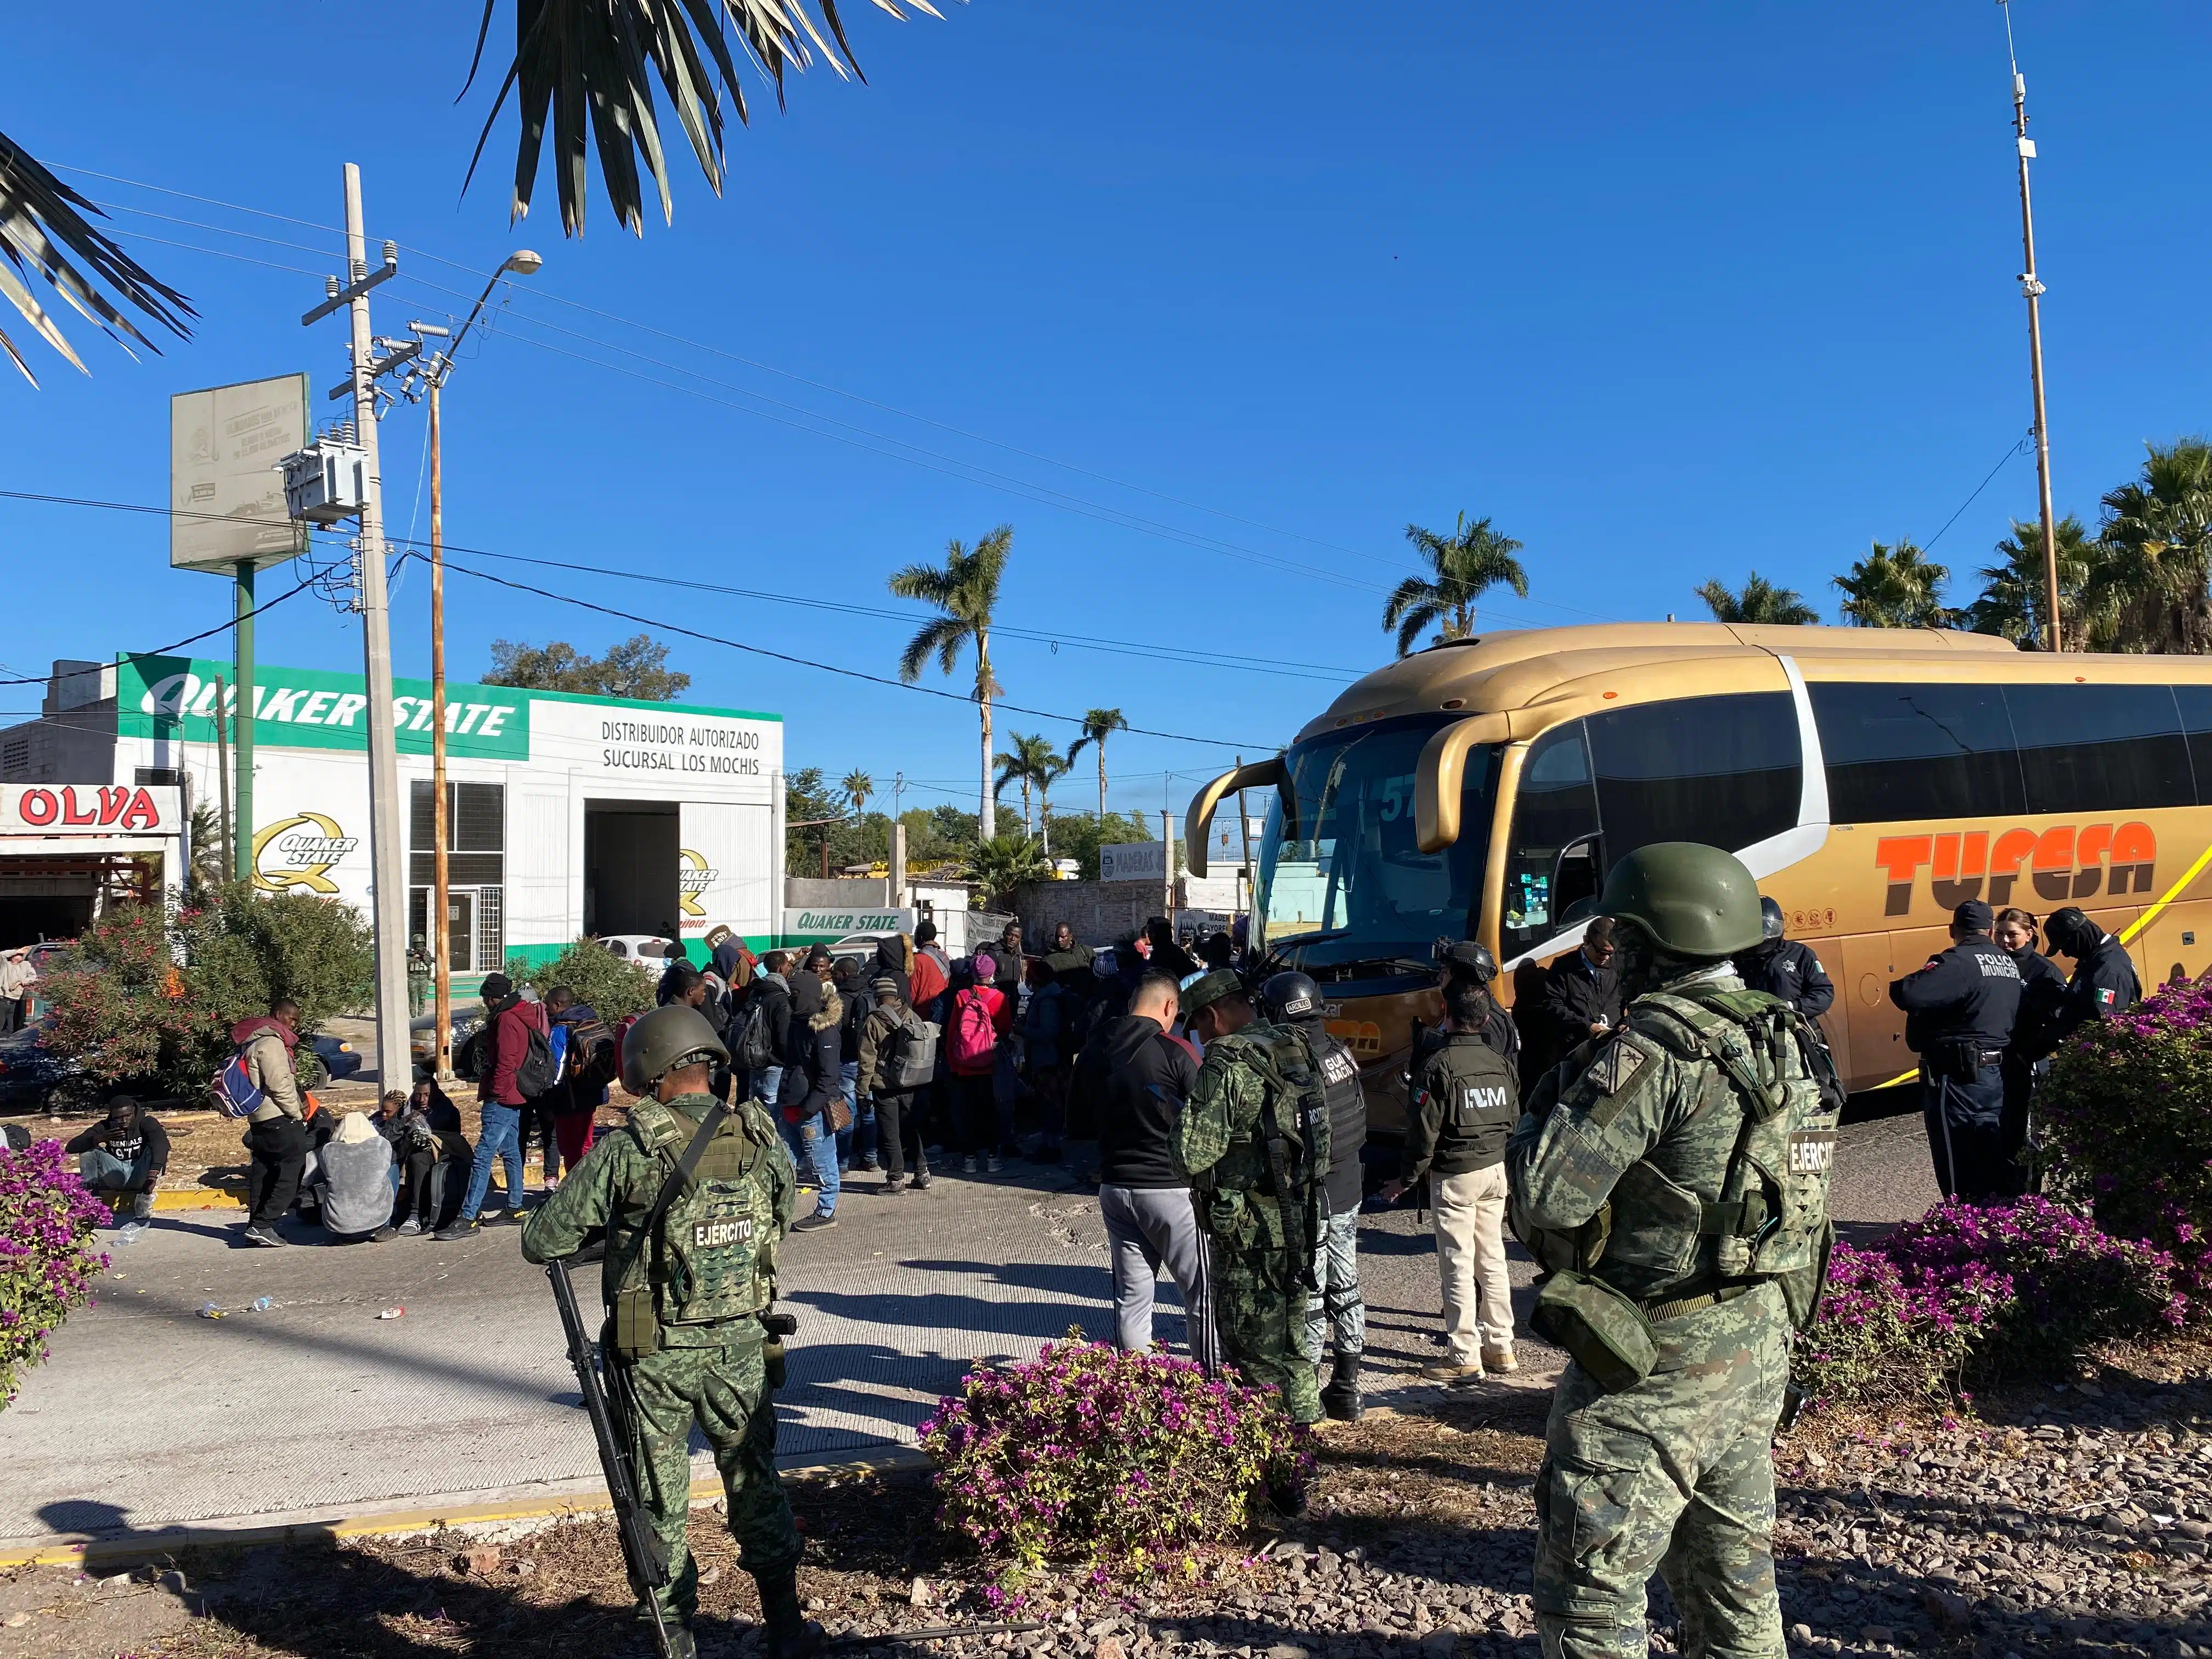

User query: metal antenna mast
[2002,1,2063,652]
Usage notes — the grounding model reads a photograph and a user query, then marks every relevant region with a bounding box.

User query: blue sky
[5,1,2211,826]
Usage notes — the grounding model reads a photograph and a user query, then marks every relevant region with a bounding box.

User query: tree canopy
[1696,572,1819,625]
[484,634,690,700]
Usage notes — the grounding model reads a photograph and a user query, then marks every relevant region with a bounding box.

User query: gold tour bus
[1186,622,2212,1132]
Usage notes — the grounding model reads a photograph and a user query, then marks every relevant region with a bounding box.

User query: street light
[416,250,539,1077]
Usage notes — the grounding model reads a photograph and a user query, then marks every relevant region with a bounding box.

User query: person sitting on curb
[66,1096,170,1221]
[315,1110,398,1242]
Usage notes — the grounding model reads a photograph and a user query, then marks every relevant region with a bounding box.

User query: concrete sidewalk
[0,1111,1938,1551]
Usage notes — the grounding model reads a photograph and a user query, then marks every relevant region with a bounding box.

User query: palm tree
[1065,708,1128,820]
[842,770,874,819]
[994,733,1060,840]
[1834,540,1954,629]
[1034,748,1073,857]
[1695,572,1820,625]
[967,832,1052,907]
[460,0,941,236]
[1381,514,1530,656]
[1966,516,2101,648]
[2086,441,2212,654]
[890,526,1012,840]
[1,132,195,384]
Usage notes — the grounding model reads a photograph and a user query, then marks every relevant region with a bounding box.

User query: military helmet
[1259,969,1324,1023]
[1759,895,1785,943]
[1433,935,1500,985]
[1598,842,1764,959]
[620,1002,729,1096]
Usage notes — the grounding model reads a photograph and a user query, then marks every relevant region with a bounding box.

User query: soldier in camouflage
[523,1003,819,1659]
[1508,844,1838,1659]
[1173,968,1329,1426]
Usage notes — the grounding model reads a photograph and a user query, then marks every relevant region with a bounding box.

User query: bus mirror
[1186,758,1286,878]
[1415,714,1511,854]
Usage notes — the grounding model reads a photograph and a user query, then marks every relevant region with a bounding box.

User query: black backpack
[735,998,777,1072]
[514,1020,558,1101]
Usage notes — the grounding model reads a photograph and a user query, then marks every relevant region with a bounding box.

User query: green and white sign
[119,654,532,760]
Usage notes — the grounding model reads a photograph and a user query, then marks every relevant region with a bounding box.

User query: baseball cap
[1951,900,1994,934]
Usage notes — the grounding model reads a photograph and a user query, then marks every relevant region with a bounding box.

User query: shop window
[1810,682,2025,824]
[2004,683,2194,815]
[1586,692,1801,854]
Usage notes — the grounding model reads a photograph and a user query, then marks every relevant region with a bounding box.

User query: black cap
[1951,900,1994,934]
[481,972,515,1000]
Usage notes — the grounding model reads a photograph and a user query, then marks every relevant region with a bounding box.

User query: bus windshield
[1254,715,1498,976]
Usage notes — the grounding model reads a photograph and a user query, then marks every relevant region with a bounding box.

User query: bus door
[1498,723,1604,970]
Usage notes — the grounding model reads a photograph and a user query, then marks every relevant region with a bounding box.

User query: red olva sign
[4,786,170,834]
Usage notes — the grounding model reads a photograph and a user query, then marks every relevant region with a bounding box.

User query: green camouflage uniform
[1173,1020,1329,1425]
[523,1091,802,1626]
[1508,968,1834,1659]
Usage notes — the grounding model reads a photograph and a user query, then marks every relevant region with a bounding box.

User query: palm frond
[0,130,194,387]
[899,614,970,684]
[461,0,940,236]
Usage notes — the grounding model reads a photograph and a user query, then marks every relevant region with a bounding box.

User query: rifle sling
[613,1102,731,1312]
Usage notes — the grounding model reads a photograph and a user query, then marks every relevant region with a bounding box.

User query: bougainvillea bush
[2040,975,2212,1298]
[0,1139,110,1407]
[1794,1198,2191,1410]
[919,1336,1310,1577]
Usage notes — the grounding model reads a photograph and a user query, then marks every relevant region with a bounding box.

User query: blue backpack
[210,1047,264,1119]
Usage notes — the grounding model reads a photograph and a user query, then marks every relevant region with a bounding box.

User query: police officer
[1508,843,1836,1659]
[1891,899,2023,1201]
[2040,906,2142,1042]
[1175,968,1329,1426]
[1733,898,1835,1020]
[1259,970,1367,1421]
[522,1004,819,1659]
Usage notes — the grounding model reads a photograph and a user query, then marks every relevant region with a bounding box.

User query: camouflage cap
[1179,968,1246,1022]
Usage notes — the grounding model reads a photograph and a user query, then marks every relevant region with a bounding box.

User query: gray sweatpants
[1098,1183,1221,1371]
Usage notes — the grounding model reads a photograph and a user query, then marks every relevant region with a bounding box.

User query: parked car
[305,1031,363,1085]
[598,934,681,962]
[409,1009,484,1081]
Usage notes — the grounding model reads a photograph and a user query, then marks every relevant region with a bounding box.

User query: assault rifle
[548,1256,675,1659]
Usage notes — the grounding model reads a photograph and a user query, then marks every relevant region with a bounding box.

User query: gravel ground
[10,1337,2212,1659]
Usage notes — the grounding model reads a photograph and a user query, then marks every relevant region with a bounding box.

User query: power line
[1918,430,2036,554]
[0,567,319,687]
[435,552,1280,751]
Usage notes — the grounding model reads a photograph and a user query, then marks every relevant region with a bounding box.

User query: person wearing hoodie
[778,948,843,1229]
[1069,970,1218,1365]
[832,957,878,1171]
[438,972,546,1240]
[872,934,913,1009]
[748,952,795,1108]
[315,1110,397,1242]
[235,998,307,1247]
[67,1096,171,1221]
[1994,906,2067,1197]
[856,971,934,1193]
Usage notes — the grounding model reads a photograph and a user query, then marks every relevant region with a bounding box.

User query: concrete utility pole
[338,164,410,1092]
[889,820,908,911]
[2004,2,2063,653]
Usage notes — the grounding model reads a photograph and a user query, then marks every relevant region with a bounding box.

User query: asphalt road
[0,1108,1940,1548]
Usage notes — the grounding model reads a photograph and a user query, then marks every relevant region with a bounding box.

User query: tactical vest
[1521,986,1838,1329]
[621,1096,783,1332]
[1307,1028,1364,1144]
[1193,1023,1331,1283]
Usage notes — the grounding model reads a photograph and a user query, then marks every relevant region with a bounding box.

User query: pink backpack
[947,988,998,1070]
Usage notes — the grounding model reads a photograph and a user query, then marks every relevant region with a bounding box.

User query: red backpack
[946,988,998,1071]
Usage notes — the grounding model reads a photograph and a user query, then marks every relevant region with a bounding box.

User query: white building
[0,654,785,979]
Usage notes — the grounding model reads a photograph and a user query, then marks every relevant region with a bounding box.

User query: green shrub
[522,938,657,1020]
[40,882,374,1102]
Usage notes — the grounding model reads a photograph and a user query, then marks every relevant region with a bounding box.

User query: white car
[598,934,682,962]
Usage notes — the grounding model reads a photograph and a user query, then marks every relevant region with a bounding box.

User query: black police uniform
[1890,916,2023,1201]
[2054,934,2142,1041]
[1733,938,1835,1019]
[1999,945,2067,1194]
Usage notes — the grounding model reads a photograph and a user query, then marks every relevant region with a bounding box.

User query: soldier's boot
[1320,1352,1364,1423]
[657,1621,699,1659]
[752,1567,825,1659]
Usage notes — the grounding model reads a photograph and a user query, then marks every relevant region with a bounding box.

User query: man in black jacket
[67,1096,170,1220]
[747,952,795,1108]
[1383,980,1521,1383]
[1734,897,1835,1020]
[1525,918,1621,1084]
[2038,906,2142,1048]
[1261,970,1369,1420]
[1070,972,1218,1367]
[1892,899,2023,1201]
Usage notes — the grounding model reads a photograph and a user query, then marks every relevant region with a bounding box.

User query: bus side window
[1502,724,1600,953]
[1809,682,2024,823]
[1585,692,1802,854]
[2004,684,2195,814]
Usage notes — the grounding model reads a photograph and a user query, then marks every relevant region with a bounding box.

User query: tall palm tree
[459,0,941,236]
[2086,440,2212,654]
[993,733,1060,840]
[0,132,195,384]
[1381,514,1530,657]
[1695,572,1820,625]
[891,526,1012,840]
[1035,748,1072,857]
[1966,516,2101,648]
[1834,540,1954,629]
[1065,708,1128,820]
[841,770,874,819]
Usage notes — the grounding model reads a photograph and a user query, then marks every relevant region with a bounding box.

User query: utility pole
[2004,1,2063,653]
[213,676,233,870]
[1160,807,1175,927]
[232,568,256,879]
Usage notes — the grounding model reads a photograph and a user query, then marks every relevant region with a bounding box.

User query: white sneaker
[985,1154,1003,1175]
[962,1155,979,1174]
